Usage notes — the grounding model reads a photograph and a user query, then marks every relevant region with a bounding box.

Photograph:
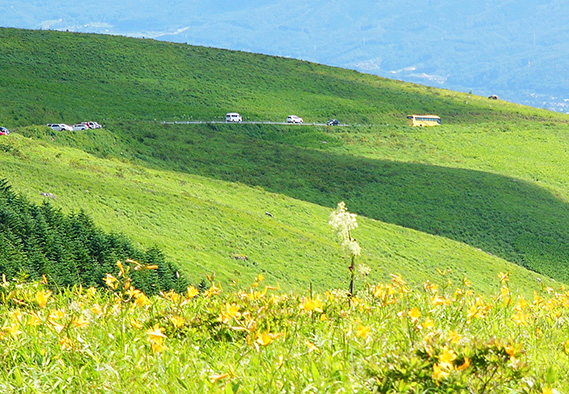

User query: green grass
[2,27,569,293]
[1,273,568,393]
[14,120,569,285]
[4,26,569,394]
[1,28,566,128]
[0,130,555,295]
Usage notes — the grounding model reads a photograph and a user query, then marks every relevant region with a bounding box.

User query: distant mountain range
[4,0,569,112]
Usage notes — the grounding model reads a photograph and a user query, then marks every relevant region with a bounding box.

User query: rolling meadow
[1,27,569,392]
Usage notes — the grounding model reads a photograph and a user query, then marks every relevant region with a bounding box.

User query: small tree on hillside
[329,202,361,295]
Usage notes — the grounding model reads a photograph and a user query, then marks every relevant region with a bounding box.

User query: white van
[286,115,303,124]
[225,113,242,123]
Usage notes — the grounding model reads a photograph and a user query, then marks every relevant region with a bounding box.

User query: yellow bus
[406,114,441,127]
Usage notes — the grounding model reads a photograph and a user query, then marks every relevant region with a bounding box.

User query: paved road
[160,120,349,127]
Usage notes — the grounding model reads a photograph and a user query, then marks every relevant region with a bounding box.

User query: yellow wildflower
[515,296,528,311]
[299,296,323,313]
[186,286,199,299]
[204,283,221,297]
[90,304,103,316]
[49,310,65,320]
[467,298,491,321]
[423,281,439,293]
[408,307,421,322]
[72,315,90,329]
[209,373,230,383]
[126,259,142,270]
[448,331,461,344]
[432,363,449,380]
[10,309,23,323]
[161,290,181,303]
[456,357,471,371]
[104,274,119,290]
[390,273,406,286]
[3,324,22,338]
[131,319,143,329]
[431,295,452,307]
[422,318,435,330]
[150,337,166,353]
[35,290,52,308]
[59,336,73,350]
[134,293,150,308]
[146,324,167,340]
[504,344,517,362]
[255,331,282,347]
[170,315,185,329]
[218,303,241,324]
[28,311,42,327]
[512,310,529,326]
[499,285,510,300]
[439,346,457,369]
[116,260,125,276]
[355,324,371,339]
[305,341,319,352]
[146,324,167,353]
[498,271,510,283]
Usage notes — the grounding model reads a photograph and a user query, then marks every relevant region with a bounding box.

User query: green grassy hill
[1,27,568,294]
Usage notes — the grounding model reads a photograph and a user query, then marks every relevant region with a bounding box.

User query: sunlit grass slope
[18,119,569,285]
[0,131,555,295]
[2,28,569,290]
[0,27,566,128]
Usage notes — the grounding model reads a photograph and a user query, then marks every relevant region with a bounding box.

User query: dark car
[326,119,340,126]
[0,127,9,135]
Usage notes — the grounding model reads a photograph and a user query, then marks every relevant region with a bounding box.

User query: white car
[73,123,89,131]
[286,115,303,124]
[225,113,242,122]
[47,123,73,131]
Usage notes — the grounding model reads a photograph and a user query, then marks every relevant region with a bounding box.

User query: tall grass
[0,267,567,393]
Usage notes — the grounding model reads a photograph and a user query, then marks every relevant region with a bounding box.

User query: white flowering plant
[329,202,364,295]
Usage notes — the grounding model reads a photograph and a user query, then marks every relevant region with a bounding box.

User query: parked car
[225,113,242,122]
[73,123,89,131]
[0,127,9,135]
[47,123,73,131]
[286,115,303,124]
[82,121,102,129]
[326,119,340,126]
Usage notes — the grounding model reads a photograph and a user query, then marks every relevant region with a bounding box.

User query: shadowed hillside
[20,122,569,283]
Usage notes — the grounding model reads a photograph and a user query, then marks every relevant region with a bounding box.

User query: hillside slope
[0,131,554,295]
[1,28,568,291]
[1,28,565,128]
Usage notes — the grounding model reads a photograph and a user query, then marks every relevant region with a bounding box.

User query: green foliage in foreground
[0,270,566,393]
[0,179,185,294]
